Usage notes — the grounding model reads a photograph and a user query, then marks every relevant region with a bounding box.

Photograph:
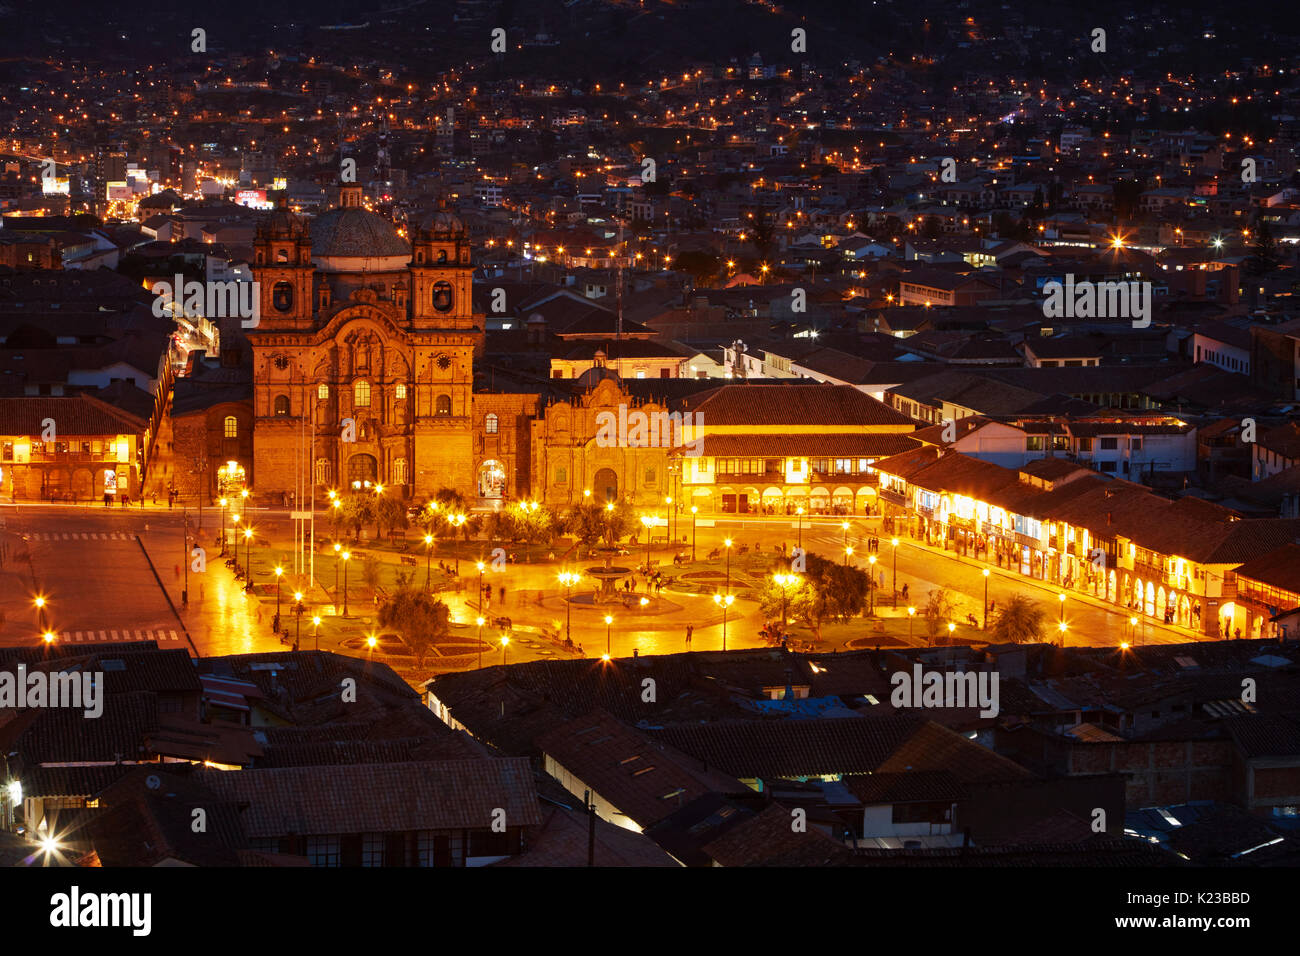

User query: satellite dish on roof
[145,774,161,790]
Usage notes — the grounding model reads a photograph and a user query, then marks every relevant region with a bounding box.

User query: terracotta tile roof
[702,803,855,867]
[194,759,542,837]
[677,432,920,459]
[875,721,1032,784]
[495,802,680,867]
[843,769,966,804]
[647,714,927,779]
[537,709,743,830]
[689,384,915,427]
[0,395,146,437]
[1232,543,1300,596]
[6,690,158,764]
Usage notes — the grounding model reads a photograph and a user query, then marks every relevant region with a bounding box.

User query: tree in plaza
[559,499,636,547]
[778,553,870,639]
[361,554,384,595]
[375,495,409,539]
[758,573,816,632]
[378,573,450,667]
[488,501,555,545]
[922,586,961,643]
[338,493,376,540]
[989,593,1047,644]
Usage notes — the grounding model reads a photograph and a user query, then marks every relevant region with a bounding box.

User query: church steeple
[339,182,364,208]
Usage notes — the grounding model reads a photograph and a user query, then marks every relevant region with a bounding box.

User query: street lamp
[665,495,673,548]
[312,614,321,651]
[845,545,854,567]
[501,635,510,666]
[243,527,253,592]
[340,550,351,616]
[908,606,916,642]
[604,614,613,656]
[724,538,732,592]
[231,513,241,573]
[796,507,804,551]
[713,593,735,650]
[219,497,228,555]
[33,595,47,632]
[424,534,435,591]
[868,554,877,614]
[641,515,653,572]
[293,591,304,649]
[947,621,955,645]
[477,616,485,669]
[1058,592,1066,624]
[274,566,284,630]
[773,573,799,628]
[690,506,698,562]
[477,561,486,613]
[982,568,990,630]
[841,520,849,559]
[1058,620,1068,646]
[891,537,899,607]
[558,572,580,641]
[450,514,466,573]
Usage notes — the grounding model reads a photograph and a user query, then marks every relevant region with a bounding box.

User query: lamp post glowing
[1058,620,1068,646]
[273,566,284,628]
[1058,592,1066,624]
[713,593,735,650]
[724,538,732,592]
[774,573,799,628]
[604,614,613,656]
[501,635,510,666]
[424,534,435,591]
[891,537,899,607]
[293,591,304,649]
[559,572,580,642]
[219,497,228,555]
[641,515,653,572]
[908,606,916,642]
[34,595,47,632]
[243,527,253,592]
[312,614,321,651]
[841,520,849,561]
[868,554,878,614]
[450,514,466,573]
[340,550,351,616]
[947,621,955,645]
[477,561,486,613]
[982,568,990,630]
[477,616,485,669]
[796,507,804,551]
[690,506,698,562]
[230,513,241,573]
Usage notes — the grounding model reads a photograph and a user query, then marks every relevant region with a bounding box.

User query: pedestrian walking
[499,585,506,605]
[685,624,693,648]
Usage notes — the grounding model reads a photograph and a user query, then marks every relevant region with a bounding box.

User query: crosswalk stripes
[27,532,134,541]
[58,629,182,644]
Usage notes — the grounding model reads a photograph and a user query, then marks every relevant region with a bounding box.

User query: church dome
[309,206,410,258]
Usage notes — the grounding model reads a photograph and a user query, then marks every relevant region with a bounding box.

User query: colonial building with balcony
[0,395,147,501]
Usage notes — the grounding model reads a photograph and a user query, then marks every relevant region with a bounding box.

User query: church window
[435,394,452,416]
[276,249,288,263]
[274,355,290,371]
[393,458,408,485]
[555,467,567,483]
[274,395,290,416]
[485,413,498,434]
[395,383,407,400]
[224,416,238,438]
[317,383,329,400]
[354,381,371,407]
[315,458,331,487]
[644,467,657,486]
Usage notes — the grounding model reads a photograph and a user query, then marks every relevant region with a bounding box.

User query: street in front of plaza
[0,502,1198,681]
